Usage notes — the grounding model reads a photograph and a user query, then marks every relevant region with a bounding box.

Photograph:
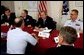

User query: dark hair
[1,5,8,15]
[14,17,24,27]
[71,9,79,15]
[59,26,77,44]
[5,8,10,12]
[23,9,28,14]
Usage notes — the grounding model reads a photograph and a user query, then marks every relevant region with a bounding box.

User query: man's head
[21,9,28,17]
[58,26,77,45]
[14,17,24,28]
[40,11,47,19]
[4,8,11,16]
[70,9,79,21]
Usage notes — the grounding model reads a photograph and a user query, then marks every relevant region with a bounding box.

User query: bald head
[14,17,24,27]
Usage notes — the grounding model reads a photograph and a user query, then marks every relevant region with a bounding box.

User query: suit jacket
[46,45,83,55]
[1,13,16,25]
[23,15,36,27]
[36,16,56,29]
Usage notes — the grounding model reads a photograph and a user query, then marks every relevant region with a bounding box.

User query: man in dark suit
[46,26,83,55]
[21,10,36,27]
[36,11,56,29]
[1,8,16,26]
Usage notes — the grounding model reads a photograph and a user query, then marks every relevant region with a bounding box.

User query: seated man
[64,9,83,33]
[1,8,16,26]
[7,17,38,54]
[36,11,56,30]
[20,9,36,27]
[46,26,83,55]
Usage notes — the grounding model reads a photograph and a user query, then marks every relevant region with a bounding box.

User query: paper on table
[38,32,50,38]
[1,32,7,38]
[42,29,52,32]
[54,37,59,43]
[37,27,51,38]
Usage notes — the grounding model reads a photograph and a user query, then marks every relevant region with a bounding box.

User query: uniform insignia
[76,24,80,26]
[78,19,83,22]
[68,23,71,25]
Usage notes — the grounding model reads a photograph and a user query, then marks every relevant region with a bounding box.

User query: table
[1,26,10,42]
[74,33,83,48]
[1,26,83,54]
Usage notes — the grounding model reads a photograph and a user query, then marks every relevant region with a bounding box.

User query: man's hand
[27,25,32,27]
[35,26,39,30]
[31,33,39,40]
[39,28,44,31]
[1,24,6,26]
[5,22,9,26]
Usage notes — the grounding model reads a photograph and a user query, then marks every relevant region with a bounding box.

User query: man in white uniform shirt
[7,17,38,54]
[64,9,83,33]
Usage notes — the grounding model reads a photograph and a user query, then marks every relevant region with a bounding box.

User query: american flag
[38,1,47,18]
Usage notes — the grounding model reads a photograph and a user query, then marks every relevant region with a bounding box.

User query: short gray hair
[59,26,77,44]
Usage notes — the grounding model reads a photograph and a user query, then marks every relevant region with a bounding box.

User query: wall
[1,1,15,12]
[14,1,38,20]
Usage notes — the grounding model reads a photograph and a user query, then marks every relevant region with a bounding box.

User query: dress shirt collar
[15,27,22,31]
[71,18,79,22]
